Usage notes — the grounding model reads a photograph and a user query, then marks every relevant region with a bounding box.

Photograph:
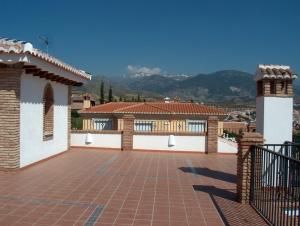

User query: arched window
[43,83,54,139]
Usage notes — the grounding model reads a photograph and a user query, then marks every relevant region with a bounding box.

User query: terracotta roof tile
[0,38,91,80]
[256,64,297,80]
[82,102,226,115]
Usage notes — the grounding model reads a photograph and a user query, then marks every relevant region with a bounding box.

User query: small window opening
[43,83,54,140]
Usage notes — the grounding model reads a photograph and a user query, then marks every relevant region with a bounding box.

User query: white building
[0,38,91,169]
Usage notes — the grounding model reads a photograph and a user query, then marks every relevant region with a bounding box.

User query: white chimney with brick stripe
[255,64,297,144]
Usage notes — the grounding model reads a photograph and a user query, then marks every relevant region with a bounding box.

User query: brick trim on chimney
[206,116,218,154]
[0,66,22,170]
[236,132,264,204]
[122,114,135,151]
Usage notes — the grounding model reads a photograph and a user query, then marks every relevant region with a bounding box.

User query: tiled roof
[82,102,226,115]
[0,38,91,80]
[255,64,297,81]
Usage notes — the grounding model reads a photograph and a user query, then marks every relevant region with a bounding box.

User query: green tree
[119,96,123,102]
[137,93,141,102]
[108,85,113,102]
[71,110,83,130]
[100,81,105,104]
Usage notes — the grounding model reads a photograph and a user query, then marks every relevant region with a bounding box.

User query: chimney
[255,64,297,144]
[83,93,91,109]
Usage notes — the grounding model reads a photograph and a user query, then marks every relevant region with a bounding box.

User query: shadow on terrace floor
[194,185,268,226]
[179,166,236,184]
[179,167,268,226]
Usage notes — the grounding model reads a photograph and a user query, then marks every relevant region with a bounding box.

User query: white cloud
[127,65,162,77]
[126,65,193,79]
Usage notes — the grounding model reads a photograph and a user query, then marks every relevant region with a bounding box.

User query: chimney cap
[255,64,297,81]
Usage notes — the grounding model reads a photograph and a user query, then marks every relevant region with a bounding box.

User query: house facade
[70,102,235,153]
[0,38,91,169]
[79,102,227,133]
[71,92,97,111]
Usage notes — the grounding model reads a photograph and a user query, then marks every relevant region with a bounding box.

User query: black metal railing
[251,144,300,226]
[263,143,300,161]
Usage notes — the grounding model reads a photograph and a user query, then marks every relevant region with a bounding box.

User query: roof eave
[0,52,90,83]
[81,111,226,116]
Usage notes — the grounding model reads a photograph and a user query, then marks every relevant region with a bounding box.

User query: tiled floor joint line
[103,172,177,180]
[0,195,98,208]
[96,155,119,175]
[83,204,104,226]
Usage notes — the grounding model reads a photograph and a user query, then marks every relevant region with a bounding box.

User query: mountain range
[76,70,300,104]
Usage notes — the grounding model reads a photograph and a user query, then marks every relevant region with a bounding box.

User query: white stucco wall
[218,137,238,154]
[71,133,122,149]
[133,135,206,152]
[256,96,293,144]
[20,74,69,167]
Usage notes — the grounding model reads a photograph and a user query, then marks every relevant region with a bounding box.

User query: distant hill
[76,70,299,104]
[74,74,163,101]
[120,70,256,102]
[175,70,256,102]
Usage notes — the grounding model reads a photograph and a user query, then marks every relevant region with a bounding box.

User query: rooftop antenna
[38,35,50,54]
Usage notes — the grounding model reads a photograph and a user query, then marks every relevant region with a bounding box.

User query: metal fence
[134,120,207,133]
[250,144,300,226]
[263,142,300,161]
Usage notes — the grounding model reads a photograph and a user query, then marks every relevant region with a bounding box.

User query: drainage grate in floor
[84,204,104,226]
[96,155,118,175]
[0,195,98,208]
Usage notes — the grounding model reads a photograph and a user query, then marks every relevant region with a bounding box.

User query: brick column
[236,132,264,203]
[247,123,256,132]
[112,117,118,130]
[122,115,135,151]
[206,116,218,154]
[0,64,23,170]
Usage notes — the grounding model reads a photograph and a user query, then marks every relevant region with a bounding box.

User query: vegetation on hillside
[74,70,300,104]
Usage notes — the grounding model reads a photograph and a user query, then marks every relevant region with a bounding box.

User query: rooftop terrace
[0,149,267,226]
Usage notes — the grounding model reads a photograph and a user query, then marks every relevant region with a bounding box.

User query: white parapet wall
[218,137,238,154]
[133,134,206,152]
[71,133,237,153]
[71,132,122,149]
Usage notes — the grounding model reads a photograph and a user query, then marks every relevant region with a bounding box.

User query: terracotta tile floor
[0,149,267,226]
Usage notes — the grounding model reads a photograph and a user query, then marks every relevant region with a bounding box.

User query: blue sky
[1,0,300,77]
